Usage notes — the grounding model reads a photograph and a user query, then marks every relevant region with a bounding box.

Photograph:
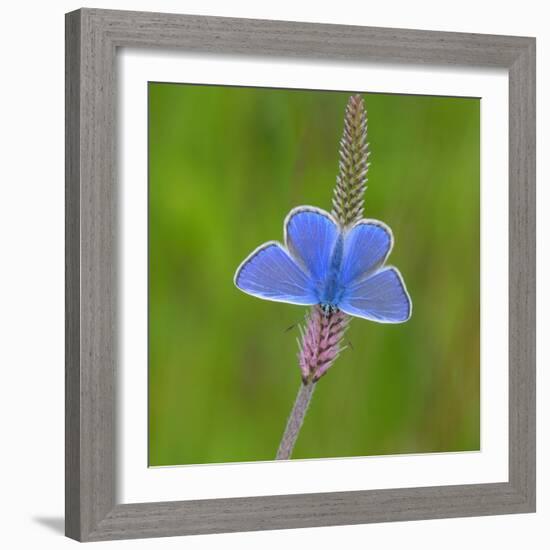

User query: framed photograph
[65,8,536,542]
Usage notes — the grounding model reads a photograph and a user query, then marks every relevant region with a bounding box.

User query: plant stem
[276,382,316,460]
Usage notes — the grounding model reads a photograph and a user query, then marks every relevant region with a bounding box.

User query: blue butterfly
[234,206,412,323]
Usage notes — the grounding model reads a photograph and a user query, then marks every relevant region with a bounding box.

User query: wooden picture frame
[65,8,536,541]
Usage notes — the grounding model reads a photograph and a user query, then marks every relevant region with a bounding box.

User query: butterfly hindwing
[338,267,412,323]
[285,206,339,282]
[234,242,318,305]
[339,220,393,287]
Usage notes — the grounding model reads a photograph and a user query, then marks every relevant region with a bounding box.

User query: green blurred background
[148,83,480,466]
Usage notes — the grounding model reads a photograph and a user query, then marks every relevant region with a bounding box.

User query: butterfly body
[319,302,340,317]
[234,206,412,323]
[316,233,345,310]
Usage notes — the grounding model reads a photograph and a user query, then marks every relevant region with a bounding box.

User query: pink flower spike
[298,306,349,383]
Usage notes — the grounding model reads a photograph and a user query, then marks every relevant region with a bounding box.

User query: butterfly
[234,206,412,323]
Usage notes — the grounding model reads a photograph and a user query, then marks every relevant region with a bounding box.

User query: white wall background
[0,0,546,548]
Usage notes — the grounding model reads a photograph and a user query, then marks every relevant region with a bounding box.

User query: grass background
[148,84,480,466]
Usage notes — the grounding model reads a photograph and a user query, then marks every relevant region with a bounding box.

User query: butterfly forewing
[338,267,412,323]
[234,242,318,305]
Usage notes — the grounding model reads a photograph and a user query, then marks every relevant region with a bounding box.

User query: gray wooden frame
[65,7,536,542]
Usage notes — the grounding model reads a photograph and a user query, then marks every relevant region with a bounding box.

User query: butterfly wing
[284,206,339,281]
[338,267,412,323]
[234,241,318,305]
[339,219,393,287]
